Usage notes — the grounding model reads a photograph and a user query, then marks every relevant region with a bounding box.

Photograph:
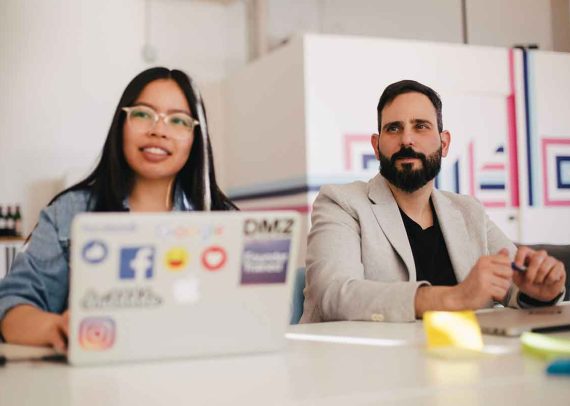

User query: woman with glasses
[0,67,236,351]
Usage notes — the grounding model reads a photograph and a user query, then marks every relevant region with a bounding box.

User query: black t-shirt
[399,202,457,286]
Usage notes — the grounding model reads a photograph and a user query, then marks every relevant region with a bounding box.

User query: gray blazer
[300,174,520,323]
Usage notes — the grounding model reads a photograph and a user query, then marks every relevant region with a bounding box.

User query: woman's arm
[0,193,80,346]
[1,305,69,351]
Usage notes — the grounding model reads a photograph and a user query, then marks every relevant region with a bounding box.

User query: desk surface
[1,322,569,406]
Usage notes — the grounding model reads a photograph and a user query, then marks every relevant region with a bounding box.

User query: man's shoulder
[313,180,375,219]
[434,189,486,215]
[317,180,372,207]
[319,180,369,197]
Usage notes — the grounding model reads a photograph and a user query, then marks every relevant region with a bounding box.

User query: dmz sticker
[240,239,291,284]
[119,247,155,280]
[81,240,108,264]
[79,317,116,351]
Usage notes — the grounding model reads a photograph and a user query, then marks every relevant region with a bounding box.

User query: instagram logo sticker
[79,317,116,351]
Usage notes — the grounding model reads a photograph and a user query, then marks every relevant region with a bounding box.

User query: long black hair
[51,67,236,211]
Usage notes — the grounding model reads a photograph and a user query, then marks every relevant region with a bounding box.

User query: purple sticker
[240,239,291,284]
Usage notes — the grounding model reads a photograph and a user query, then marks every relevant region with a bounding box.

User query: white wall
[0,0,142,233]
[150,0,247,82]
[267,0,463,48]
[223,39,307,191]
[552,0,570,52]
[1,0,567,235]
[466,0,553,49]
[0,0,246,234]
[267,0,567,51]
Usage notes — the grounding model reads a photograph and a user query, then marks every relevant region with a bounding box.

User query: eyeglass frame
[121,105,200,135]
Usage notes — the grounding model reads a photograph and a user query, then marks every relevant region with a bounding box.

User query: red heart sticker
[201,246,227,271]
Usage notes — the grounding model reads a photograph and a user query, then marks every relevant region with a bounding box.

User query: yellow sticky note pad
[423,311,484,357]
[521,332,570,360]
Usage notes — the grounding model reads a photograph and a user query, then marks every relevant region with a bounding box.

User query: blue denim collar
[121,182,193,211]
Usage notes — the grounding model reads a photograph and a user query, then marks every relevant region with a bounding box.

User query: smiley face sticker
[201,246,227,271]
[164,247,190,271]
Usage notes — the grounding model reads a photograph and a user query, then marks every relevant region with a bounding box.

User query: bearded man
[301,80,566,323]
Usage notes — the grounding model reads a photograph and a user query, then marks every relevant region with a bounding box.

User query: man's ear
[371,134,380,160]
[440,130,451,157]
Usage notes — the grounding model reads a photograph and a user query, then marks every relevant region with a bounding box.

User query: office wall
[0,0,245,234]
[302,35,523,240]
[267,0,568,51]
[1,0,568,236]
[517,50,570,243]
[267,0,463,48]
[223,39,307,198]
[466,0,553,49]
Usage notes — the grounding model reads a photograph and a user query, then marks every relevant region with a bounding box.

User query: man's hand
[512,246,566,302]
[415,249,514,317]
[449,248,513,310]
[1,305,69,352]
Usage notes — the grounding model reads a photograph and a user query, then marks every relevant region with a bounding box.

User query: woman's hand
[1,305,69,352]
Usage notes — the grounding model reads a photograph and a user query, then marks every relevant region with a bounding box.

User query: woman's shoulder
[44,188,94,227]
[50,188,94,212]
[28,189,94,246]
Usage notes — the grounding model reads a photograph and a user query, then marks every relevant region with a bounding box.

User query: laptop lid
[68,211,300,365]
[476,302,570,337]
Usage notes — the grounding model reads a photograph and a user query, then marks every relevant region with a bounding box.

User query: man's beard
[379,146,442,193]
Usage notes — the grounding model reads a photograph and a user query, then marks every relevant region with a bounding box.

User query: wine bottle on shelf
[6,206,15,237]
[0,206,5,237]
[14,205,22,237]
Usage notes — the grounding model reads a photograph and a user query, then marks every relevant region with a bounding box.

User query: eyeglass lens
[127,106,195,137]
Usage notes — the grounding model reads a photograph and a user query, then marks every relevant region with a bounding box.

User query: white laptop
[68,211,300,365]
[476,302,570,337]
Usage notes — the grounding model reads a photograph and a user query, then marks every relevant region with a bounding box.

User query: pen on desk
[547,359,570,376]
[0,353,67,366]
[511,262,527,273]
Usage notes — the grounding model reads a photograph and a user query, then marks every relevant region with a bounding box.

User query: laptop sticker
[119,246,155,280]
[173,277,201,304]
[240,239,290,284]
[156,224,224,241]
[79,317,116,351]
[201,246,227,271]
[81,287,162,310]
[164,247,189,271]
[82,240,108,264]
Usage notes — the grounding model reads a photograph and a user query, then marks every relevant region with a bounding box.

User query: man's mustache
[391,147,426,164]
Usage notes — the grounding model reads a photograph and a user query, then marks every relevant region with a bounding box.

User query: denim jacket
[0,186,193,324]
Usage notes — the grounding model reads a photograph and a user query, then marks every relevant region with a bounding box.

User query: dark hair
[51,67,236,211]
[377,80,443,133]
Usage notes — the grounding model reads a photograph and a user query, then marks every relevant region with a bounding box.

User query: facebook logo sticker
[119,247,155,280]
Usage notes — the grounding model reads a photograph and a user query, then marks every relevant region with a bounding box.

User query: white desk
[1,322,569,406]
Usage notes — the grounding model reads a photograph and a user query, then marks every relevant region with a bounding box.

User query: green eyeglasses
[122,105,199,138]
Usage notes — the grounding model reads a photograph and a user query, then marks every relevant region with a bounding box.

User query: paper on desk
[521,332,570,359]
[0,343,58,360]
[423,311,486,359]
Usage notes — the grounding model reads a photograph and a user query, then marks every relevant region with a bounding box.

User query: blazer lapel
[368,175,417,281]
[431,190,476,282]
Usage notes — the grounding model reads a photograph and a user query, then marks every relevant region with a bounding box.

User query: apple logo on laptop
[173,277,200,304]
